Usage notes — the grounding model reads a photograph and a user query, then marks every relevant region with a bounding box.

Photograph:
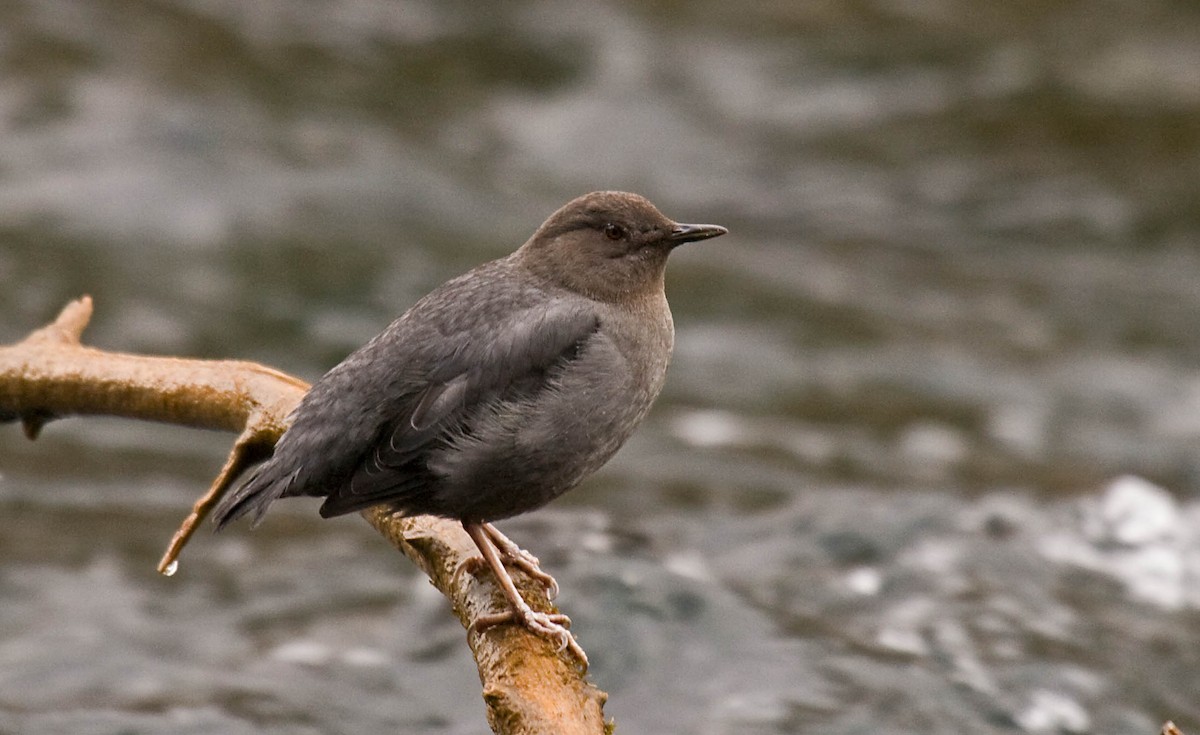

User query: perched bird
[213,191,727,666]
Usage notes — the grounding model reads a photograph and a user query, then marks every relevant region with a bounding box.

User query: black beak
[667,222,728,246]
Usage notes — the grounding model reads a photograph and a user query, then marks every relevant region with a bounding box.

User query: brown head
[515,191,727,302]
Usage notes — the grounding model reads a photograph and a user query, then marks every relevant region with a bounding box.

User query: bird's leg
[452,527,558,600]
[481,522,560,600]
[463,522,588,670]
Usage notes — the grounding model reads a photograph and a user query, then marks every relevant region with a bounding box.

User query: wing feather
[316,300,601,518]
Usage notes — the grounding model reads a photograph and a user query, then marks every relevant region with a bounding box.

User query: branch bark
[0,297,610,735]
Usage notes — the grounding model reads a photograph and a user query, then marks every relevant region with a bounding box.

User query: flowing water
[3,1,1200,733]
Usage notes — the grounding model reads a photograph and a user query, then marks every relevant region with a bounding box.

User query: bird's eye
[603,223,626,241]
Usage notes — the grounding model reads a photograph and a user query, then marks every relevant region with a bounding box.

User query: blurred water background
[3,1,1200,733]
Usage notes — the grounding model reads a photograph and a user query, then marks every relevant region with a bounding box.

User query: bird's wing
[316,299,602,518]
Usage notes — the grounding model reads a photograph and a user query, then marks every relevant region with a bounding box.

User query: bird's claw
[473,606,588,671]
[502,547,560,601]
[483,523,560,600]
[464,522,586,670]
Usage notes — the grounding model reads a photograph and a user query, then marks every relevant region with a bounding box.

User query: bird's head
[517,191,727,302]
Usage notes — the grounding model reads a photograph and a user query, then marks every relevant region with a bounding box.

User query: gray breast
[424,296,675,522]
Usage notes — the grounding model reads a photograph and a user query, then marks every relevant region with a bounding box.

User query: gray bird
[213,191,727,666]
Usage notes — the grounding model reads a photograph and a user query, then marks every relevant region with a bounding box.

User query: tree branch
[0,297,609,735]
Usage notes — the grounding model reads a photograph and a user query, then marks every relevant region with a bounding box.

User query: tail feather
[212,464,300,531]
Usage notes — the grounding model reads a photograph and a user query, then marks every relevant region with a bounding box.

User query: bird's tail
[212,461,300,531]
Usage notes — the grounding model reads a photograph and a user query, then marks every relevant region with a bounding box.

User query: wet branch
[0,297,609,735]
